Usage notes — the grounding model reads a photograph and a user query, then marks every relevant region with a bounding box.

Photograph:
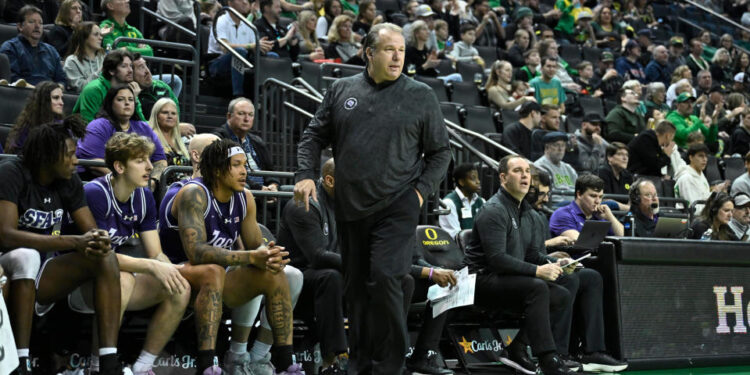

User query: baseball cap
[415,4,435,18]
[625,39,640,51]
[637,28,654,39]
[514,7,533,21]
[576,10,593,21]
[735,72,745,83]
[709,83,726,94]
[675,92,696,103]
[670,36,684,47]
[600,51,614,62]
[734,193,750,208]
[583,113,604,123]
[542,131,569,144]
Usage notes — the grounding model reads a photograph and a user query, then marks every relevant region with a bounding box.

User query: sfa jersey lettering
[18,209,63,230]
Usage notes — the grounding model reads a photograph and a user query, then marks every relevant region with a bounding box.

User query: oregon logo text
[422,228,449,246]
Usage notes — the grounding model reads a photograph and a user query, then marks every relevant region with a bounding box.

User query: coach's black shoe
[406,350,453,375]
[498,344,536,375]
[539,354,578,375]
[559,354,581,372]
[579,352,628,372]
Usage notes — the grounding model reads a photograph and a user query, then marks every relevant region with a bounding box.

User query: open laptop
[567,220,612,251]
[652,217,690,239]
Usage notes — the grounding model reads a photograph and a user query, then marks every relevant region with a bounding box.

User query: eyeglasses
[641,193,657,199]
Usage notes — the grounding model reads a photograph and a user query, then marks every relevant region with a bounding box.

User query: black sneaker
[319,362,344,375]
[406,351,453,375]
[539,354,579,375]
[579,352,628,372]
[559,355,581,372]
[498,345,536,375]
[12,357,32,375]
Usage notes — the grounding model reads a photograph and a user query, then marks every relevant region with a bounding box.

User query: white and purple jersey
[85,174,157,252]
[158,177,247,263]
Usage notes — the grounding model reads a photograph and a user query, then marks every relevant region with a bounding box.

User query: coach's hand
[293,178,317,211]
[536,263,563,281]
[431,268,457,288]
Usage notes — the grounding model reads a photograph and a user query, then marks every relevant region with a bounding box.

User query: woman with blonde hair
[296,10,325,60]
[486,60,535,109]
[148,98,189,166]
[325,15,360,63]
[710,47,733,85]
[45,0,84,56]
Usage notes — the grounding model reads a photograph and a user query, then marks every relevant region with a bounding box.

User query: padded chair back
[0,24,16,45]
[582,46,602,65]
[705,155,722,183]
[440,102,461,125]
[258,223,276,245]
[559,44,581,66]
[0,124,11,150]
[0,86,32,125]
[724,156,745,182]
[258,57,294,85]
[578,96,604,118]
[376,0,400,13]
[455,229,473,253]
[298,60,322,91]
[501,108,519,125]
[0,53,9,80]
[415,75,449,102]
[463,105,495,134]
[455,61,484,84]
[416,225,464,270]
[435,58,455,75]
[475,46,499,67]
[449,81,482,106]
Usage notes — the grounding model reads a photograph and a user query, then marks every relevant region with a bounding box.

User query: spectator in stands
[255,0,300,60]
[507,28,533,67]
[729,192,750,241]
[156,0,197,44]
[207,0,274,97]
[529,170,579,247]
[148,98,189,166]
[64,22,106,93]
[5,81,64,154]
[622,179,660,237]
[732,72,748,97]
[402,5,439,51]
[721,33,739,62]
[552,0,586,42]
[690,191,738,240]
[593,51,623,100]
[591,6,624,51]
[159,138,301,374]
[99,0,153,56]
[666,92,718,149]
[405,20,441,77]
[278,158,348,374]
[536,38,579,91]
[621,79,647,116]
[463,155,579,375]
[213,97,279,191]
[530,104,562,160]
[296,10,326,61]
[635,28,654,67]
[627,119,676,177]
[433,19,452,56]
[132,55,179,119]
[598,141,633,195]
[535,132,578,208]
[44,0,82,57]
[731,108,750,158]
[449,22,484,67]
[502,101,541,158]
[733,52,749,76]
[487,60,535,109]
[575,61,602,97]
[531,56,566,111]
[77,85,167,180]
[200,0,219,25]
[694,69,713,97]
[466,0,502,47]
[571,10,596,46]
[439,162,485,238]
[515,48,541,82]
[0,5,66,86]
[316,0,342,42]
[82,132,190,375]
[698,30,716,61]
[615,40,646,84]
[674,143,726,208]
[643,82,669,120]
[645,45,670,87]
[549,174,625,239]
[576,113,608,173]
[605,88,645,144]
[353,0,382,37]
[710,48,734,86]
[687,38,710,77]
[0,118,123,375]
[325,15,361,63]
[667,36,687,73]
[73,49,146,123]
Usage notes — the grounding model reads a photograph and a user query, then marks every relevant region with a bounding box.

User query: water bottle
[446,36,453,48]
[474,72,483,85]
[407,64,416,76]
[700,228,713,241]
[501,14,509,28]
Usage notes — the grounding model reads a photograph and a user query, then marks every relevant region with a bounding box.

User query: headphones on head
[629,178,647,206]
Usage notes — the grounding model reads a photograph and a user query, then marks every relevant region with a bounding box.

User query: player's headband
[228,146,244,158]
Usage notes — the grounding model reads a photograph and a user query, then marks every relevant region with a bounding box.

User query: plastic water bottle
[700,228,713,241]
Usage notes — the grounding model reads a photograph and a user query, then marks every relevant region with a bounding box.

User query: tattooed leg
[179,263,226,350]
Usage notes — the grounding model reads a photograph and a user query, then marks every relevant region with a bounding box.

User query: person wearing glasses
[622,179,661,237]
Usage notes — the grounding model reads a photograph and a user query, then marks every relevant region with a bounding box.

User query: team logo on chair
[344,98,357,110]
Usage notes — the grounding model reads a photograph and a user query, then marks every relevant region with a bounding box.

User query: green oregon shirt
[100,18,154,56]
[72,75,146,123]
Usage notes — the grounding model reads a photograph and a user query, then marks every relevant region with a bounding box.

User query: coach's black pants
[553,268,606,354]
[295,268,348,359]
[411,277,450,354]
[339,190,421,375]
[474,273,569,356]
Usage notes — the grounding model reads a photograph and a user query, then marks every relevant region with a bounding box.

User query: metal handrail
[142,7,197,38]
[213,6,262,102]
[112,37,200,123]
[291,77,324,100]
[444,125,499,171]
[444,119,517,157]
[682,0,750,35]
[264,78,324,103]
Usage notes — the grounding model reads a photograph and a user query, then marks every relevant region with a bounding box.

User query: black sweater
[627,129,670,177]
[296,71,451,221]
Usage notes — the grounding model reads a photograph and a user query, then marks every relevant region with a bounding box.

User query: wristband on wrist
[428,267,434,280]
